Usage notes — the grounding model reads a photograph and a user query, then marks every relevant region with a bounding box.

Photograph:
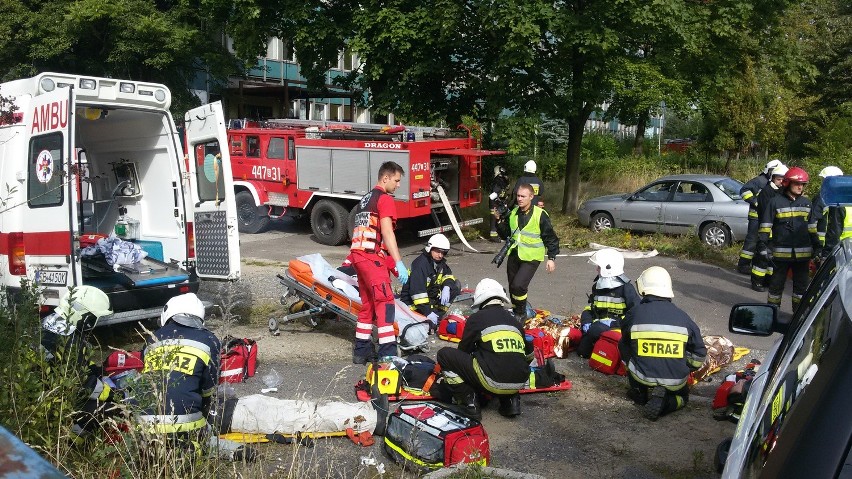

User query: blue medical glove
[395,260,409,284]
[440,286,451,305]
[427,312,440,325]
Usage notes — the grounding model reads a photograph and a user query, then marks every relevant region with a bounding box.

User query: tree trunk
[561,112,590,215]
[632,113,648,156]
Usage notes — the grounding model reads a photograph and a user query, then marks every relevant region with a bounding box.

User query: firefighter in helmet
[40,286,115,442]
[511,160,544,207]
[489,165,511,242]
[619,267,706,420]
[576,249,640,358]
[138,293,221,445]
[400,233,461,325]
[816,166,844,252]
[737,159,784,274]
[435,279,532,420]
[757,167,821,311]
[748,164,788,292]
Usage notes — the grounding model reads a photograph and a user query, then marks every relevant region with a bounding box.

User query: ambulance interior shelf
[80,236,187,289]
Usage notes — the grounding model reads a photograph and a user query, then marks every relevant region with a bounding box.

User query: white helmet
[524,160,537,174]
[770,164,789,178]
[636,266,674,298]
[819,166,843,178]
[160,293,206,328]
[54,286,112,331]
[425,233,451,253]
[471,278,510,308]
[763,159,783,175]
[494,165,506,177]
[588,249,625,278]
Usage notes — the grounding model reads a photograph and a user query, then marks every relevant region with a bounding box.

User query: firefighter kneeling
[139,293,256,461]
[400,233,460,325]
[434,279,531,421]
[619,267,707,421]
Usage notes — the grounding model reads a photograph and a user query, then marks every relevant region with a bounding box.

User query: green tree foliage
[0,0,239,113]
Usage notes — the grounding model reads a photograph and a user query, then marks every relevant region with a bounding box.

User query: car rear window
[714,178,743,200]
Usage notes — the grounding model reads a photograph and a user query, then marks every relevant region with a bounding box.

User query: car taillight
[8,232,25,275]
[186,222,195,258]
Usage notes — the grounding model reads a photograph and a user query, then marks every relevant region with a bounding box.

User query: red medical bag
[589,330,626,376]
[219,337,258,383]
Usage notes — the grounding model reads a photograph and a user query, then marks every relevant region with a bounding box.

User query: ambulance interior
[73,106,189,289]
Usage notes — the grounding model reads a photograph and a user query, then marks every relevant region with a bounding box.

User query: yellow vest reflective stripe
[842,207,852,241]
[508,206,546,262]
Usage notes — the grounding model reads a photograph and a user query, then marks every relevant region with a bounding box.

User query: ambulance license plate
[35,270,67,286]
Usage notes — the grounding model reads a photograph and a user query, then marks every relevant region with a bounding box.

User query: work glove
[440,286,452,305]
[427,312,440,325]
[395,260,409,284]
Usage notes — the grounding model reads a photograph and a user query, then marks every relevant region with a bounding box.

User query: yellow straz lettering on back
[492,337,525,353]
[144,351,198,375]
[532,186,540,195]
[637,339,683,358]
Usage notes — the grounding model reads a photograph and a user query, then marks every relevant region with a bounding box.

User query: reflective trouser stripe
[511,293,527,301]
[138,412,207,434]
[473,358,526,394]
[626,362,687,389]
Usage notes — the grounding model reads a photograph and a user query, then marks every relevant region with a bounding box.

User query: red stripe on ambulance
[0,231,72,255]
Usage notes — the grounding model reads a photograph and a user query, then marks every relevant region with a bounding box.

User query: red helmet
[782,167,809,187]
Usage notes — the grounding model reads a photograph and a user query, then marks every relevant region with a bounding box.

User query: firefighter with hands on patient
[576,248,640,358]
[619,266,706,421]
[400,233,460,325]
[435,278,532,421]
[349,161,409,364]
[757,167,821,311]
[495,183,560,318]
[748,164,788,292]
[737,159,784,274]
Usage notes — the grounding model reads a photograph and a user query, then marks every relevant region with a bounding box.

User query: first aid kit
[384,402,490,473]
[220,337,258,384]
[589,330,626,376]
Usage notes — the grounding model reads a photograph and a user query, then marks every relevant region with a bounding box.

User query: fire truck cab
[228,119,504,245]
[0,73,240,325]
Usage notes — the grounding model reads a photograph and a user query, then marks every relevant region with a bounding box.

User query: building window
[283,42,296,62]
[343,47,354,71]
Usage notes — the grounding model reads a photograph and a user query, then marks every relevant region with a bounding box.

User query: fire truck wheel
[236,191,271,234]
[311,199,349,246]
[347,205,358,241]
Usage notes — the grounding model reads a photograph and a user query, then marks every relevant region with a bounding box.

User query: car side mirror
[729,303,780,336]
[628,194,639,201]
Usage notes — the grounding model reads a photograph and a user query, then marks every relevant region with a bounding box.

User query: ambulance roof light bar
[33,73,172,109]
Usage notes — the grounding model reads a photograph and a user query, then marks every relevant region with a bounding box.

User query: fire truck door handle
[308,187,319,191]
[344,190,355,194]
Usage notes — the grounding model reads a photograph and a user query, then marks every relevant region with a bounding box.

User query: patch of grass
[244,258,287,268]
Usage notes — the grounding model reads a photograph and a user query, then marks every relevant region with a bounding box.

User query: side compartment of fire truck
[73,106,198,316]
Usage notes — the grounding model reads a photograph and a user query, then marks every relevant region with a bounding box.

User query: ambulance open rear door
[23,86,79,295]
[184,102,241,280]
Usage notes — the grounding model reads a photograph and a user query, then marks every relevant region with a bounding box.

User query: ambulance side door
[184,102,241,280]
[22,87,78,292]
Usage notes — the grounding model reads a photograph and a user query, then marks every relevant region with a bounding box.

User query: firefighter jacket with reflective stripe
[492,174,510,202]
[740,173,770,218]
[512,175,544,205]
[399,252,460,316]
[813,191,829,245]
[500,206,560,262]
[141,322,221,430]
[758,192,820,260]
[825,206,852,251]
[619,296,706,390]
[582,275,640,324]
[351,187,394,254]
[458,304,532,392]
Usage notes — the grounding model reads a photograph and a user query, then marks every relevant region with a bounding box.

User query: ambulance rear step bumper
[97,299,213,327]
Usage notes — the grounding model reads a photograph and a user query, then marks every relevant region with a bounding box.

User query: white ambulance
[0,72,240,326]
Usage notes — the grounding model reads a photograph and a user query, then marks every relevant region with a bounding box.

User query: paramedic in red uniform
[350,161,409,364]
[619,266,706,421]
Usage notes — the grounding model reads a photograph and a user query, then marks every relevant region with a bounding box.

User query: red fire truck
[227,119,505,245]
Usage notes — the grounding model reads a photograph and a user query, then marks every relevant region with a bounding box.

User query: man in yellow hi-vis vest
[496,184,560,317]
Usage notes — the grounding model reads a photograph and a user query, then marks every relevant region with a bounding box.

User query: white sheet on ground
[230,395,377,434]
[296,253,431,350]
[562,242,658,259]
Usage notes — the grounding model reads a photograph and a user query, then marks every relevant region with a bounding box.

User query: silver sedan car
[577,174,748,247]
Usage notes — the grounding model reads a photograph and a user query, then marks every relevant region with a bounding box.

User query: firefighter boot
[643,388,666,421]
[498,394,521,418]
[750,277,766,293]
[452,391,482,422]
[627,387,648,405]
[736,258,751,275]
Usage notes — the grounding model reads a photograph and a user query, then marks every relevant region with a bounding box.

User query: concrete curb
[423,464,547,479]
